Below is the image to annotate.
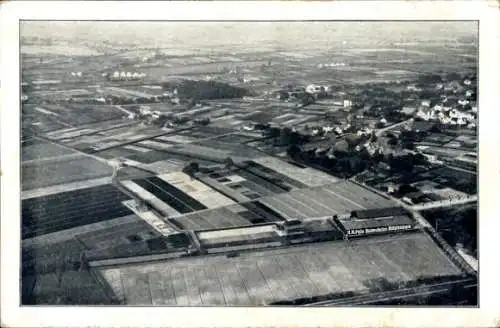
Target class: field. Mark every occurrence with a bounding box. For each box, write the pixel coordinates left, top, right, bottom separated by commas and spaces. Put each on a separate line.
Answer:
22, 112, 71, 134
24, 270, 113, 305
95, 146, 157, 161
160, 144, 234, 162
251, 157, 339, 188
21, 44, 101, 56
23, 104, 126, 126
212, 133, 260, 144
22, 140, 78, 162
23, 214, 145, 248
22, 155, 113, 190
129, 60, 269, 78
192, 140, 264, 159
97, 232, 462, 305
104, 86, 158, 99
259, 181, 396, 220
76, 218, 161, 250
169, 205, 254, 231
22, 184, 132, 239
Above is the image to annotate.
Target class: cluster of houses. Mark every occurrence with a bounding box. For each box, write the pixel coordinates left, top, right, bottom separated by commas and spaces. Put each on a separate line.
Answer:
317, 62, 347, 69
415, 105, 476, 128
405, 78, 477, 129
105, 71, 147, 81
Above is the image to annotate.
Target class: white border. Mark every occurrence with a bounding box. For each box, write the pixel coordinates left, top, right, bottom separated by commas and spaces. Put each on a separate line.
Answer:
1, 1, 500, 327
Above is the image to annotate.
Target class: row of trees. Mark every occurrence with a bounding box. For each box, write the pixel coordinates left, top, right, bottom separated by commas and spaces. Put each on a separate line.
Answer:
162, 79, 251, 101
422, 206, 478, 258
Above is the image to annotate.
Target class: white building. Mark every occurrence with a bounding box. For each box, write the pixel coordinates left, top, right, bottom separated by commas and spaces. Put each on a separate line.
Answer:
421, 100, 431, 107
433, 105, 443, 112
458, 99, 469, 106
139, 106, 152, 115
343, 99, 353, 108
322, 126, 334, 133
416, 109, 431, 121
305, 84, 323, 94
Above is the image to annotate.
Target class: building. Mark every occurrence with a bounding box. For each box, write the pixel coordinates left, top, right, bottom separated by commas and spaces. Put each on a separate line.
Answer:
305, 84, 326, 94
349, 207, 408, 219
332, 208, 415, 239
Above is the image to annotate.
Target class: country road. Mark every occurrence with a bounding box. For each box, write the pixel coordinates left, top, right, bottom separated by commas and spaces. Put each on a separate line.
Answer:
411, 195, 477, 211
374, 118, 414, 137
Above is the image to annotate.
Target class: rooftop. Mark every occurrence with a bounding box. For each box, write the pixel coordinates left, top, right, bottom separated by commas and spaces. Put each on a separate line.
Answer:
350, 206, 408, 219
338, 215, 415, 231
196, 224, 279, 246
258, 181, 397, 221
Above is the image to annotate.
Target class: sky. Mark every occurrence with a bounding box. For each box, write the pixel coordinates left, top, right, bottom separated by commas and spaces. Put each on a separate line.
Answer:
21, 21, 478, 49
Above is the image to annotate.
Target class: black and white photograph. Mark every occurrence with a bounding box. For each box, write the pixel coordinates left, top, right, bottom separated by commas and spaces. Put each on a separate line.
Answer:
1, 1, 499, 328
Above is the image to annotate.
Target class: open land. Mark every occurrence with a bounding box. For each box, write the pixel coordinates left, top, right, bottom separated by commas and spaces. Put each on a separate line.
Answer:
20, 22, 478, 305
97, 232, 462, 305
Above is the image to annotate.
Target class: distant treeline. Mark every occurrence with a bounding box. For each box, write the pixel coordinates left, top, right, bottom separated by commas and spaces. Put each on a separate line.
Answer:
162, 79, 252, 101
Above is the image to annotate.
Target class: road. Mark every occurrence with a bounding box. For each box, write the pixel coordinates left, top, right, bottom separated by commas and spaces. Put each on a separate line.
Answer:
348, 178, 432, 228
411, 195, 477, 211
374, 118, 413, 137
456, 247, 479, 272
22, 153, 83, 165
444, 164, 477, 175
349, 179, 478, 274
306, 278, 475, 306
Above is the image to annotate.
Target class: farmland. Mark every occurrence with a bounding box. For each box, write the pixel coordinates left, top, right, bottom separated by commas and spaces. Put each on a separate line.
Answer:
97, 231, 462, 305
22, 155, 113, 190
251, 157, 340, 188
257, 180, 395, 220
19, 21, 478, 306
21, 213, 161, 305
22, 184, 132, 238
169, 205, 254, 231
23, 104, 127, 126
22, 140, 78, 162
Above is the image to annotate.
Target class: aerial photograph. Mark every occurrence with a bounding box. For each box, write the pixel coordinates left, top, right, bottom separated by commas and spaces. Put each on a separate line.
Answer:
21, 21, 478, 306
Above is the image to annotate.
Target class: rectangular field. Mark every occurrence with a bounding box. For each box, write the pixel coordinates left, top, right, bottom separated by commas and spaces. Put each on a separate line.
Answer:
251, 157, 339, 187
169, 206, 253, 231
97, 231, 463, 305
22, 156, 113, 191
258, 181, 396, 220
25, 104, 126, 126
22, 184, 133, 239
22, 141, 78, 162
